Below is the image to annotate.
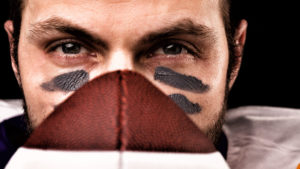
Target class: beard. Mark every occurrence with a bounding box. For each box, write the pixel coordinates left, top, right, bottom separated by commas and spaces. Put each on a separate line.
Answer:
22, 97, 34, 135
206, 101, 227, 145
205, 82, 229, 146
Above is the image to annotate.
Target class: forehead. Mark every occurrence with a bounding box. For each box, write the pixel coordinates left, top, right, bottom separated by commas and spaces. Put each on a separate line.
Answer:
24, 0, 222, 24
22, 0, 225, 46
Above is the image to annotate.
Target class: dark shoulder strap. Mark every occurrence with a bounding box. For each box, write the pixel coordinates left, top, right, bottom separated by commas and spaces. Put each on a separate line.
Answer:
0, 115, 28, 168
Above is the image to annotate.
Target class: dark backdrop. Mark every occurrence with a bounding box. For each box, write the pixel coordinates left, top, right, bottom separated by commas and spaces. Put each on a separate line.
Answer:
0, 1, 299, 109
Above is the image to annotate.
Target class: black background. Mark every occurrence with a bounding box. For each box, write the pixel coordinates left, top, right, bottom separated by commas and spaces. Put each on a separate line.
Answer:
0, 1, 299, 109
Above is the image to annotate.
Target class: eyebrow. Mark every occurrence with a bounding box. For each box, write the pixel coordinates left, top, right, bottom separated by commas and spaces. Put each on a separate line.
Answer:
138, 19, 217, 45
28, 17, 216, 51
28, 17, 109, 49
133, 19, 217, 57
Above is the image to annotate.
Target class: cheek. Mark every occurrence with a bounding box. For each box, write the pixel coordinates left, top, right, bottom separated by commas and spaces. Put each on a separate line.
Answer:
18, 44, 74, 127
21, 73, 73, 128
188, 66, 228, 131
143, 53, 228, 130
22, 81, 74, 128
187, 89, 226, 133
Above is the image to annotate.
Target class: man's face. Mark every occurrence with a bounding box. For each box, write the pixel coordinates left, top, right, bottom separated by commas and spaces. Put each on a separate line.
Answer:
15, 0, 230, 141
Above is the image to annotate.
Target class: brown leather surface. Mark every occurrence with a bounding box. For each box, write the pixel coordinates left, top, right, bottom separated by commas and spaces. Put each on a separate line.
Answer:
24, 71, 216, 153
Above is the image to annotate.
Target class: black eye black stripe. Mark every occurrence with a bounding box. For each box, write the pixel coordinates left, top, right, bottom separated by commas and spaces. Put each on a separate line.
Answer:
169, 94, 202, 114
41, 70, 89, 92
154, 66, 209, 93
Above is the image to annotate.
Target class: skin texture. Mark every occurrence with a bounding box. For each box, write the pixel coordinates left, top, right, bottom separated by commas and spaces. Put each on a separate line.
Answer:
5, 0, 248, 142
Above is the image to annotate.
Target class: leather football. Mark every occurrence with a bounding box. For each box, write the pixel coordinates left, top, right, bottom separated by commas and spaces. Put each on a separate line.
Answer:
24, 71, 215, 153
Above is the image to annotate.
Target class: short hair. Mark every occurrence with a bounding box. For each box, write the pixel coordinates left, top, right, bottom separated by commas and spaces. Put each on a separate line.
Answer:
9, 0, 23, 67
8, 0, 242, 81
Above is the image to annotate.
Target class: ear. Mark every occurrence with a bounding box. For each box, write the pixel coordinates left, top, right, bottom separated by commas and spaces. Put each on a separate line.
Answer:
4, 20, 21, 86
228, 19, 248, 89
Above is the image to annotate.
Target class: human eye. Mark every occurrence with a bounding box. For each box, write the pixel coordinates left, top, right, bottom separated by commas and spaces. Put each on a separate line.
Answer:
48, 40, 94, 57
57, 42, 85, 55
155, 43, 188, 56
148, 41, 200, 60
45, 39, 98, 66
